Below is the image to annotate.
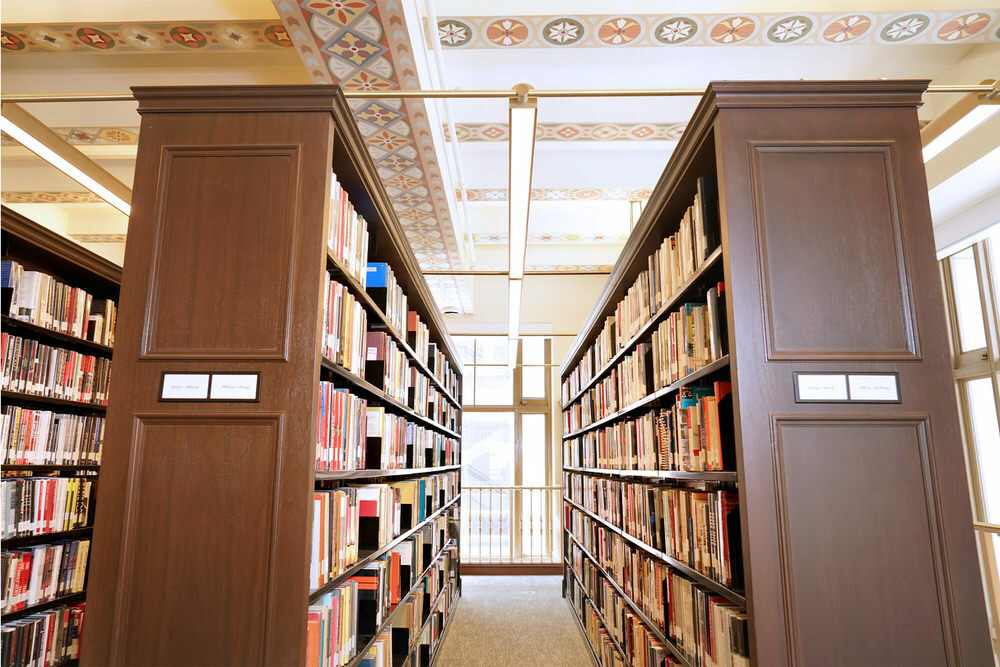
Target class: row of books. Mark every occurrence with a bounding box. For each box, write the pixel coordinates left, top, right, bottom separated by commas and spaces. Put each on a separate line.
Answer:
1, 538, 89, 613
310, 473, 458, 588
0, 601, 85, 667
365, 331, 410, 405
570, 570, 675, 667
324, 275, 369, 376
569, 515, 748, 667
329, 175, 371, 287
650, 290, 726, 389
316, 383, 459, 472
427, 343, 459, 400
565, 472, 742, 589
670, 572, 750, 667
1, 334, 111, 406
2, 477, 92, 539
366, 263, 408, 339
576, 595, 623, 666
307, 533, 454, 667
562, 177, 720, 404
327, 178, 460, 402
2, 261, 117, 347
563, 382, 734, 473
2, 407, 104, 466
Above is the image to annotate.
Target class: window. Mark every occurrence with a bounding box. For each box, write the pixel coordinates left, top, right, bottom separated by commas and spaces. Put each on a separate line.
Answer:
455, 336, 559, 563
940, 229, 1000, 654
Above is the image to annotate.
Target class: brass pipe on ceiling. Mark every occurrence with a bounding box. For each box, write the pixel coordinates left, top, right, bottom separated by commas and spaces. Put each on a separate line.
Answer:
1, 84, 994, 104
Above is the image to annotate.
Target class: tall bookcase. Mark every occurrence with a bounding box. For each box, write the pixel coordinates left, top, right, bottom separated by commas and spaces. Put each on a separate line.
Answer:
560, 81, 992, 666
82, 86, 463, 666
2, 207, 120, 660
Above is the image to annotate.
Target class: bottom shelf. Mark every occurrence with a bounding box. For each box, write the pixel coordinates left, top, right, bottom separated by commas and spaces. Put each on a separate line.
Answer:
426, 593, 461, 667
564, 593, 601, 667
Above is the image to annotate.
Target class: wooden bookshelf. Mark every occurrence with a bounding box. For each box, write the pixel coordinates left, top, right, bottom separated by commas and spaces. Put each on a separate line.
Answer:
82, 85, 463, 666
560, 81, 992, 665
1, 207, 119, 648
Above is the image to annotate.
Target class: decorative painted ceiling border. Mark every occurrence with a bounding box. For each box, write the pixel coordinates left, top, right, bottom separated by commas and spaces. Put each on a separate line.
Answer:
473, 232, 630, 244
1, 21, 293, 53
1, 127, 140, 146
272, 0, 461, 271
2, 191, 107, 204
447, 122, 685, 142
460, 187, 652, 202
437, 10, 997, 48
273, 0, 472, 315
69, 234, 127, 243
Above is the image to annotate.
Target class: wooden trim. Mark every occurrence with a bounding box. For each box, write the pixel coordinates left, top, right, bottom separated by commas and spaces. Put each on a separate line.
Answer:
462, 564, 563, 575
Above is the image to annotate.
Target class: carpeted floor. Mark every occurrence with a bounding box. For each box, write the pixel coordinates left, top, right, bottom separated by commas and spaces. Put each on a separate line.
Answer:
434, 575, 593, 666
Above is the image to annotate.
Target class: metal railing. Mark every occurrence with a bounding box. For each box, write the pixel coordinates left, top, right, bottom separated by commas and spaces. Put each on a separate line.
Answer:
974, 521, 1000, 662
460, 485, 562, 564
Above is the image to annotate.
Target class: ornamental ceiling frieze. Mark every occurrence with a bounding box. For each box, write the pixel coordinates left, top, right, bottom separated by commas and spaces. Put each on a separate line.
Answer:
436, 10, 998, 49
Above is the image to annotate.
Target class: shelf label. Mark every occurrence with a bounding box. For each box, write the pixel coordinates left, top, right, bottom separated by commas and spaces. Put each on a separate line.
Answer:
848, 374, 900, 402
209, 374, 260, 401
794, 373, 848, 402
160, 374, 210, 400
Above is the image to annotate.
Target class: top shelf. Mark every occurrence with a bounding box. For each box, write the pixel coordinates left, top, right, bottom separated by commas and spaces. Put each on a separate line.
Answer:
327, 252, 461, 409
563, 247, 722, 407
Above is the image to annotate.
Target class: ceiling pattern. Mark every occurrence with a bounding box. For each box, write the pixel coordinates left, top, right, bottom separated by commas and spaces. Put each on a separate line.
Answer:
436, 10, 998, 49
461, 187, 652, 202
69, 234, 127, 243
448, 122, 685, 142
271, 0, 472, 314
1, 127, 140, 146
474, 232, 630, 244
2, 191, 106, 204
1, 21, 293, 53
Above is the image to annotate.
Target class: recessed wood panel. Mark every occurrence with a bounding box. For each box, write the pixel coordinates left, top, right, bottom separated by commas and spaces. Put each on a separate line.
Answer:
750, 143, 918, 360
772, 418, 956, 666
114, 415, 283, 665
143, 147, 299, 359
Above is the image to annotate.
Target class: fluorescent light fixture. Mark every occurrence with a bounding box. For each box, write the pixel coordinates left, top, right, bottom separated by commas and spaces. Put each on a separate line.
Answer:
508, 84, 537, 280
923, 105, 1000, 162
1, 114, 131, 215
508, 278, 522, 340
508, 338, 518, 368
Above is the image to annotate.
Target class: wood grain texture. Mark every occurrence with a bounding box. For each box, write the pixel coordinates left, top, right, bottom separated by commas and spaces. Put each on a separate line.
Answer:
561, 80, 992, 667
82, 85, 464, 667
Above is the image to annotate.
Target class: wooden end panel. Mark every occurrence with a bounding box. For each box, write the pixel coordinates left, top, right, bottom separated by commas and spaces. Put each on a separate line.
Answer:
772, 418, 954, 665
142, 147, 300, 360
749, 143, 918, 360
114, 415, 283, 666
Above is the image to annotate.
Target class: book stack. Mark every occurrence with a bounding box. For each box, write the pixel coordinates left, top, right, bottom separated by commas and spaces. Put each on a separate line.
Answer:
581, 598, 624, 667
427, 343, 459, 399
1, 538, 90, 612
658, 383, 734, 472
561, 179, 721, 401
316, 383, 368, 471
1, 334, 111, 405
311, 488, 360, 590
307, 581, 359, 667
650, 288, 726, 389
407, 367, 429, 417
406, 312, 429, 366
615, 343, 653, 409
364, 332, 410, 405
2, 261, 117, 347
323, 274, 369, 376
0, 601, 85, 666
2, 408, 104, 465
429, 390, 459, 432
668, 573, 749, 667
1, 477, 93, 538
366, 408, 408, 470
365, 263, 407, 336
358, 630, 392, 667
328, 175, 370, 286
565, 472, 742, 590
579, 370, 618, 428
